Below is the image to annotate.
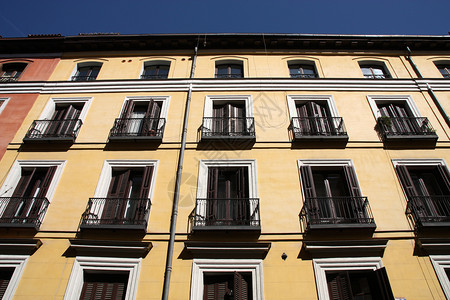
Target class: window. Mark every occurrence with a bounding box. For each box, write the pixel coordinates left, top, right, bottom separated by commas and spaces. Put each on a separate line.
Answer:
288, 63, 317, 78
393, 159, 450, 227
81, 160, 157, 229
0, 63, 27, 82
298, 160, 374, 228
193, 160, 259, 229
201, 95, 255, 140
141, 61, 170, 79
215, 61, 243, 78
436, 64, 450, 78
313, 258, 394, 300
0, 160, 65, 229
430, 256, 450, 299
0, 255, 28, 300
109, 97, 169, 140
71, 62, 102, 81
367, 95, 436, 140
24, 97, 91, 141
359, 62, 390, 79
287, 95, 347, 140
190, 259, 264, 300
63, 257, 141, 300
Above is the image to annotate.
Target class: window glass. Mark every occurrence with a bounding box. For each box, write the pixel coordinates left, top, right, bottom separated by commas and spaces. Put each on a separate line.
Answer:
436, 65, 450, 78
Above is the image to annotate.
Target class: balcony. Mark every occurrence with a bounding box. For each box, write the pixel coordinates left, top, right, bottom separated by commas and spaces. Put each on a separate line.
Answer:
377, 116, 438, 145
80, 198, 151, 231
23, 119, 82, 143
406, 195, 450, 230
0, 197, 49, 230
108, 118, 165, 142
190, 198, 260, 233
0, 76, 19, 83
215, 73, 243, 79
140, 74, 168, 80
201, 117, 255, 143
290, 74, 317, 79
71, 75, 97, 81
291, 117, 348, 143
300, 196, 376, 232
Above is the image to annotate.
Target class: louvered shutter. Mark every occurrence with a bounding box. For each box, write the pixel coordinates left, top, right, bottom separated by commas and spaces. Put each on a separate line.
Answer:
295, 102, 309, 134
207, 168, 219, 223
233, 272, 249, 300
0, 269, 13, 299
436, 165, 450, 194
58, 104, 82, 136
395, 165, 419, 199
4, 169, 36, 219
326, 272, 352, 300
102, 170, 131, 222
80, 273, 128, 300
135, 166, 153, 221
343, 166, 361, 197
212, 104, 225, 134
300, 166, 317, 198
203, 276, 229, 300
374, 267, 395, 300
146, 100, 162, 135
236, 168, 249, 224
229, 103, 245, 134
26, 166, 56, 220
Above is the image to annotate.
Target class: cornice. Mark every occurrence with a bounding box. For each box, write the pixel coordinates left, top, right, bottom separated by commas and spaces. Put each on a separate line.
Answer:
0, 78, 449, 94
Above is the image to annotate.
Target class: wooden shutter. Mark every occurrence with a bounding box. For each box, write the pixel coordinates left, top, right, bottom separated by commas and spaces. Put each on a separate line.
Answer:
145, 100, 162, 135
35, 167, 56, 198
103, 170, 131, 221
233, 272, 249, 300
235, 168, 249, 223
374, 267, 395, 300
326, 272, 352, 300
121, 100, 135, 119
203, 275, 230, 300
395, 165, 419, 199
300, 166, 317, 198
135, 166, 153, 221
343, 166, 362, 197
212, 104, 225, 134
80, 273, 128, 300
207, 168, 219, 222
0, 269, 13, 299
436, 165, 450, 194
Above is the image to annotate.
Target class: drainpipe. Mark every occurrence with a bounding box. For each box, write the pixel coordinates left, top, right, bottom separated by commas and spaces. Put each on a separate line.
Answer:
162, 45, 198, 300
405, 46, 450, 128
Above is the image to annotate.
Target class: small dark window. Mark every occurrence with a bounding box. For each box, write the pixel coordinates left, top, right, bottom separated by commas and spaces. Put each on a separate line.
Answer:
80, 272, 129, 300
360, 64, 390, 79
215, 63, 243, 78
141, 64, 170, 79
72, 64, 101, 81
289, 64, 317, 78
0, 63, 27, 82
203, 272, 252, 300
0, 268, 14, 299
436, 64, 450, 78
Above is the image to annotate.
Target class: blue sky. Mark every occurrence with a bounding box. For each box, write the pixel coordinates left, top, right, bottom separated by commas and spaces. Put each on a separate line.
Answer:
1, 0, 449, 38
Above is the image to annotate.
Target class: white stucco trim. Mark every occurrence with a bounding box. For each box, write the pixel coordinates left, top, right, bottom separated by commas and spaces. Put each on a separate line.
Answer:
313, 257, 384, 300
0, 255, 28, 300
430, 255, 450, 299
190, 259, 264, 300
366, 95, 421, 119
286, 95, 339, 118
391, 158, 447, 168
39, 97, 92, 122
0, 98, 10, 115
63, 257, 141, 300
0, 160, 66, 201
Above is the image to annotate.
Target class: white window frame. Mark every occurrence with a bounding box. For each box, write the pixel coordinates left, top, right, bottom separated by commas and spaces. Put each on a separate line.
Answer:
190, 259, 264, 300
0, 255, 28, 300
297, 159, 360, 200
69, 61, 103, 81
38, 97, 92, 124
313, 257, 384, 300
203, 95, 253, 118
117, 96, 170, 120
0, 98, 10, 115
0, 160, 66, 201
214, 59, 245, 78
392, 158, 447, 168
63, 257, 141, 300
94, 160, 158, 200
140, 60, 172, 78
430, 255, 450, 299
286, 95, 340, 119
366, 95, 421, 119
196, 159, 258, 223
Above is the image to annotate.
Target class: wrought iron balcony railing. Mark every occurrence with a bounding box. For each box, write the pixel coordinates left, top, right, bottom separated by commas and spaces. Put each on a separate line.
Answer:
140, 74, 168, 80
406, 195, 450, 228
363, 74, 391, 79
300, 196, 375, 230
291, 117, 348, 138
190, 198, 260, 229
377, 116, 437, 140
0, 197, 49, 230
290, 74, 317, 79
201, 117, 255, 139
0, 76, 19, 83
80, 198, 151, 230
71, 75, 98, 81
109, 117, 165, 140
215, 73, 243, 79
24, 119, 83, 142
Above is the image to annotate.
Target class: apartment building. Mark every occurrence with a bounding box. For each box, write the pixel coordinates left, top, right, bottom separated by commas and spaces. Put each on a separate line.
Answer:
0, 33, 449, 299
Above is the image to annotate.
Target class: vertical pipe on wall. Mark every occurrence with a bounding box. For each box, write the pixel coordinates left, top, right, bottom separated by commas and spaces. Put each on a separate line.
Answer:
162, 44, 198, 300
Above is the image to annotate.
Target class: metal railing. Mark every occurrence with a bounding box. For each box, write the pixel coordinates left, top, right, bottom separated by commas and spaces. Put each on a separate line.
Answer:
140, 74, 168, 80
290, 74, 317, 79
80, 198, 151, 228
300, 196, 375, 228
215, 73, 243, 79
0, 76, 19, 83
363, 74, 391, 79
406, 195, 450, 227
377, 116, 437, 138
291, 117, 347, 137
0, 197, 49, 229
190, 198, 260, 228
71, 75, 98, 81
109, 117, 165, 138
201, 117, 255, 138
24, 119, 83, 140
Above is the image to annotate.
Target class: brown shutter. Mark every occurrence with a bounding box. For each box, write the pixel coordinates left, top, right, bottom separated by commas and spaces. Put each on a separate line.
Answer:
121, 100, 135, 119
300, 165, 317, 198
135, 166, 153, 221
437, 165, 450, 193
374, 267, 395, 300
80, 273, 127, 300
12, 168, 35, 198
326, 272, 352, 300
236, 168, 249, 223
103, 170, 131, 221
343, 166, 362, 197
145, 100, 162, 135
0, 269, 13, 299
203, 275, 229, 300
36, 167, 56, 198
395, 165, 419, 199
233, 272, 249, 300
207, 168, 219, 222
25, 166, 56, 220
212, 104, 225, 133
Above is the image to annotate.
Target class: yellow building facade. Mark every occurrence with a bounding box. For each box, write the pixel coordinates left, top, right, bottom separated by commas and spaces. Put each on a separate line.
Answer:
0, 33, 449, 299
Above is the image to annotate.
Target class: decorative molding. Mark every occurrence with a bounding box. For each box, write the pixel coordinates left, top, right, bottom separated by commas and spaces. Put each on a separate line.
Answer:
184, 242, 271, 259
430, 255, 450, 299
0, 255, 29, 300
303, 240, 388, 257
0, 239, 42, 255
67, 239, 152, 258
